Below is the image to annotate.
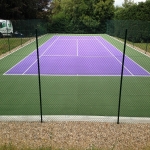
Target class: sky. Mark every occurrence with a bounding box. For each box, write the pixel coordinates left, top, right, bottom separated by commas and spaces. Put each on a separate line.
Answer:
114, 0, 146, 6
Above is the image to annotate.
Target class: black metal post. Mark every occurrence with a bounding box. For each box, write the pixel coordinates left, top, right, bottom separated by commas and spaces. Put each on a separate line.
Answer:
117, 29, 128, 124
35, 29, 43, 123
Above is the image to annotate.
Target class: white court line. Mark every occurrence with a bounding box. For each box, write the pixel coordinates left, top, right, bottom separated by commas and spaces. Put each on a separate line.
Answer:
108, 34, 150, 58
4, 35, 150, 76
4, 73, 150, 77
105, 35, 150, 75
0, 35, 46, 61
3, 35, 56, 75
22, 36, 60, 75
0, 115, 150, 123
94, 36, 134, 76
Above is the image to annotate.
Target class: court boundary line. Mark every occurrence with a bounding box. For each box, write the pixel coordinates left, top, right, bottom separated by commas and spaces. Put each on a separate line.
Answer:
22, 36, 60, 75
3, 35, 150, 77
3, 35, 58, 75
99, 35, 150, 75
95, 36, 134, 76
107, 34, 150, 59
0, 115, 150, 123
3, 73, 150, 77
0, 35, 47, 61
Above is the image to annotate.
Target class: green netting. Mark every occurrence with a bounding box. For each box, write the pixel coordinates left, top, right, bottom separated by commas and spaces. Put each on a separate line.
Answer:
106, 20, 150, 43
12, 19, 47, 37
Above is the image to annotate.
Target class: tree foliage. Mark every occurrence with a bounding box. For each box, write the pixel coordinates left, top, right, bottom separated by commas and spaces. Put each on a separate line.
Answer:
108, 0, 150, 43
48, 0, 115, 33
0, 0, 49, 19
114, 0, 150, 21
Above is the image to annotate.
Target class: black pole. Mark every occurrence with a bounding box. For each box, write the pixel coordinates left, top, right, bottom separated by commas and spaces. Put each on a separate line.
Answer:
35, 29, 43, 123
117, 29, 128, 124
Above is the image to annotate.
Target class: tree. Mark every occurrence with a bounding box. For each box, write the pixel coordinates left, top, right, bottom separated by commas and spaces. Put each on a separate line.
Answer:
0, 0, 49, 19
114, 0, 150, 21
48, 0, 115, 33
122, 0, 135, 8
110, 0, 150, 42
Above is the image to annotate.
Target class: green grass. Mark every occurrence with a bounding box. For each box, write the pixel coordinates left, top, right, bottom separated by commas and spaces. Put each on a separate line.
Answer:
0, 37, 32, 55
0, 34, 150, 118
114, 37, 150, 53
134, 43, 150, 53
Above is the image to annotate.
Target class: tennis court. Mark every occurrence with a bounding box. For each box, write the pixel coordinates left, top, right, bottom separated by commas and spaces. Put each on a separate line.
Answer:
0, 34, 150, 122
4, 35, 150, 76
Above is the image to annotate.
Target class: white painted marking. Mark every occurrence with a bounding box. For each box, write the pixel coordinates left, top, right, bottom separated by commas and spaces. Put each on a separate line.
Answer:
108, 34, 150, 58
107, 35, 150, 74
22, 36, 60, 75
3, 73, 150, 77
0, 35, 46, 60
3, 35, 56, 75
94, 36, 134, 76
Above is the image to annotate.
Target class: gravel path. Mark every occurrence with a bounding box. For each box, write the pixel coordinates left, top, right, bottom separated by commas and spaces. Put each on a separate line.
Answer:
0, 122, 150, 150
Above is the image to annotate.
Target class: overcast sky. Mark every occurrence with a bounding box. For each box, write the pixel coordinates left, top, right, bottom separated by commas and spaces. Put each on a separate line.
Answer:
114, 0, 146, 6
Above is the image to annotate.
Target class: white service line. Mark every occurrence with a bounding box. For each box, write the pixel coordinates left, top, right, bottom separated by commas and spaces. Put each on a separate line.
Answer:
94, 36, 134, 76
3, 35, 56, 75
22, 36, 60, 75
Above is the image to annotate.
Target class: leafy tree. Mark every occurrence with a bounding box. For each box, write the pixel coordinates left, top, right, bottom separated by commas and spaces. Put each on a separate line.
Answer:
48, 0, 115, 33
109, 1, 150, 43
114, 0, 150, 21
122, 0, 135, 8
0, 0, 49, 19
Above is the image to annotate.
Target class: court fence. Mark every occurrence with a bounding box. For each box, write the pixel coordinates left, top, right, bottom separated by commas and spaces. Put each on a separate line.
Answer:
0, 19, 150, 124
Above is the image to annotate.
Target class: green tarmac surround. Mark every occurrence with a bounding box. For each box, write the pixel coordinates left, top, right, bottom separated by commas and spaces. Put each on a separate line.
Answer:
0, 34, 150, 117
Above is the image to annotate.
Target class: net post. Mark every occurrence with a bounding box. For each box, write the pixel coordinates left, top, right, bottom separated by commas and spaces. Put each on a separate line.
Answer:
35, 28, 43, 123
117, 29, 128, 124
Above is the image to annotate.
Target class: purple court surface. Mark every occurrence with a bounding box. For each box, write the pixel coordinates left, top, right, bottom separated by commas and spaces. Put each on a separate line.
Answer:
4, 36, 150, 76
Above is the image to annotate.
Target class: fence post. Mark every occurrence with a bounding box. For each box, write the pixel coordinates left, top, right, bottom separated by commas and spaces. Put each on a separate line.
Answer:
35, 28, 43, 123
6, 20, 10, 51
7, 37, 10, 51
145, 39, 148, 54
117, 29, 128, 124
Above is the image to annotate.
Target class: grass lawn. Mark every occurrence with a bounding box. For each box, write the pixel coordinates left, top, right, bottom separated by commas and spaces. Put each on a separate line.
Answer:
134, 43, 150, 53
0, 37, 32, 55
115, 37, 150, 53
